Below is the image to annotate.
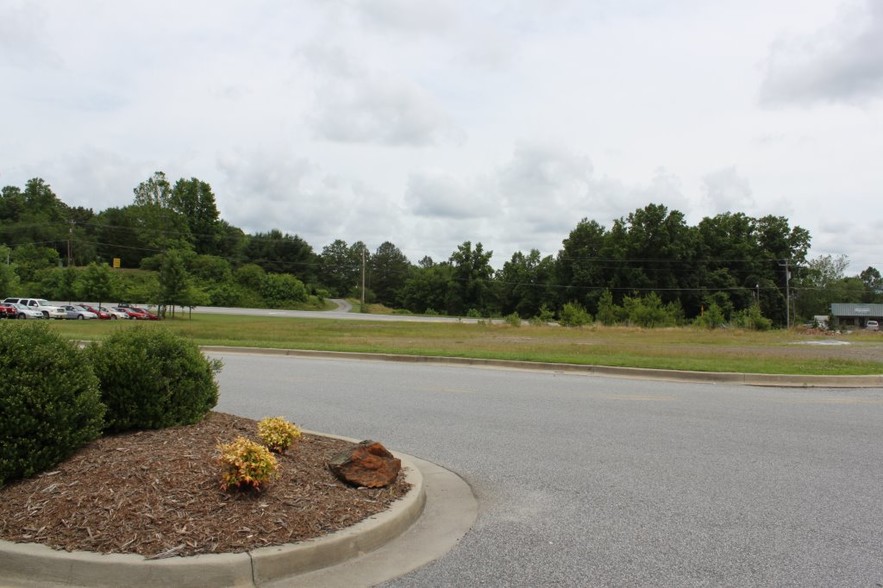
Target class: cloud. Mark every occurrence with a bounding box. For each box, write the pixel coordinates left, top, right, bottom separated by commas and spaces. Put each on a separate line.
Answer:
701, 166, 755, 213
0, 1, 61, 69
406, 170, 494, 219
354, 0, 458, 34
759, 0, 883, 105
301, 44, 463, 146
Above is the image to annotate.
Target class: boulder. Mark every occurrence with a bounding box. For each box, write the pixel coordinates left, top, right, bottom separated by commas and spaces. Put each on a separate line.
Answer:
328, 440, 401, 488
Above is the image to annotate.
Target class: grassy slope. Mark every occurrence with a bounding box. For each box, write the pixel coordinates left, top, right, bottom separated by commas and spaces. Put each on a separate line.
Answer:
42, 313, 883, 376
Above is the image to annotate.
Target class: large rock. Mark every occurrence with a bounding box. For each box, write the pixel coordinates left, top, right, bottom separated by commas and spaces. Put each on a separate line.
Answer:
328, 440, 401, 488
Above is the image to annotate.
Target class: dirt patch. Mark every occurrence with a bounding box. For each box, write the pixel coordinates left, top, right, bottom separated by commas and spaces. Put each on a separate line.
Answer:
0, 412, 410, 558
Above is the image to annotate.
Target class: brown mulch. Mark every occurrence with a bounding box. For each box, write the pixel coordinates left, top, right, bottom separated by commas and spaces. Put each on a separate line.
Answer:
0, 412, 410, 558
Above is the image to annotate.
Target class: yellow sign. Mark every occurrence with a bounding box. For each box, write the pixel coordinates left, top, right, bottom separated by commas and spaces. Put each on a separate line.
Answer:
113, 258, 121, 268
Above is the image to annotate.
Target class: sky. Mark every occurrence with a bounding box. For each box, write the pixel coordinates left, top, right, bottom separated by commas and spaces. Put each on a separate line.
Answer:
2, 0, 882, 272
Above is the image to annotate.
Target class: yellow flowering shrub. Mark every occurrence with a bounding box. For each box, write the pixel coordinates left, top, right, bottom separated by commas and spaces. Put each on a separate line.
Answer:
217, 436, 278, 492
257, 416, 302, 453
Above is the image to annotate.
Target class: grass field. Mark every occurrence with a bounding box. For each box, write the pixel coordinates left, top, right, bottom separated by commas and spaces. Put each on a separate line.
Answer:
40, 312, 883, 376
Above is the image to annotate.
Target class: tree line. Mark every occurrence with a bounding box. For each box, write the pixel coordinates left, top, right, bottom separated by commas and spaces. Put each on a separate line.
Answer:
1, 174, 880, 326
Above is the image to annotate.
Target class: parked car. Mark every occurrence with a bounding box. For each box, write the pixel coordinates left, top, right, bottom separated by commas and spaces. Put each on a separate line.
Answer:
63, 305, 98, 320
0, 303, 17, 319
98, 306, 129, 320
866, 320, 879, 331
114, 306, 149, 320
131, 306, 160, 320
81, 305, 112, 320
3, 297, 66, 319
11, 303, 45, 319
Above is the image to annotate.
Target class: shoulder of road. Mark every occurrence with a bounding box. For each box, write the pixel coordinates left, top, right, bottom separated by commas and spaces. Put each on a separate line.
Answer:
200, 346, 883, 389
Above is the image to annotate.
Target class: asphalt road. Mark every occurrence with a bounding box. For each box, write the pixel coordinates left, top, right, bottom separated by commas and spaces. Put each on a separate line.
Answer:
212, 352, 883, 587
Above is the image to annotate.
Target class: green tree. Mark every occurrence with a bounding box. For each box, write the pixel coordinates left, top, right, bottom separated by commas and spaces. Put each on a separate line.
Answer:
793, 254, 850, 319
131, 172, 192, 253
75, 262, 116, 306
859, 267, 882, 303
400, 262, 454, 314
0, 245, 20, 297
11, 243, 60, 284
449, 241, 494, 316
158, 249, 191, 315
369, 241, 411, 307
170, 178, 222, 255
244, 230, 316, 280
319, 239, 363, 297
556, 219, 608, 312
498, 249, 556, 318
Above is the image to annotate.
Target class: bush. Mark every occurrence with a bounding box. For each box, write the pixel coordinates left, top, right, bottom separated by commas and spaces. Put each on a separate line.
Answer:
504, 312, 522, 327
731, 305, 773, 331
87, 328, 221, 433
559, 302, 592, 327
218, 436, 278, 492
694, 302, 727, 329
257, 417, 301, 453
0, 323, 105, 486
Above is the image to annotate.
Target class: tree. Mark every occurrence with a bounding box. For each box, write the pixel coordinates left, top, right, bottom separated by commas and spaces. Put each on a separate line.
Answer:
75, 262, 116, 307
608, 204, 696, 309
793, 254, 850, 319
170, 178, 222, 255
244, 230, 316, 280
133, 171, 172, 208
0, 245, 20, 298
369, 241, 411, 307
859, 267, 882, 303
131, 173, 192, 253
498, 249, 556, 318
319, 239, 363, 297
400, 262, 454, 314
449, 241, 494, 316
158, 250, 191, 316
556, 219, 608, 312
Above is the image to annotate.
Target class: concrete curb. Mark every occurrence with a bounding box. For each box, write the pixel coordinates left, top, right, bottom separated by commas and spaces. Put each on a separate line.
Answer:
0, 451, 427, 588
200, 346, 883, 388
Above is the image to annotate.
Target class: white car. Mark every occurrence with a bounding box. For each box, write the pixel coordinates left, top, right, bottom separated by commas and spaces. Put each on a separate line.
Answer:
3, 297, 66, 319
63, 305, 98, 320
99, 306, 130, 319
11, 303, 45, 319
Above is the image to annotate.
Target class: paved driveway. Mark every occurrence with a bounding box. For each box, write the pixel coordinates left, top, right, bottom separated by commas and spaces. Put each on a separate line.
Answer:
213, 352, 883, 587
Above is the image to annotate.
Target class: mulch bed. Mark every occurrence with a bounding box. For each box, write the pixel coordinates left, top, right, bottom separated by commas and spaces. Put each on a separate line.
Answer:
0, 412, 410, 558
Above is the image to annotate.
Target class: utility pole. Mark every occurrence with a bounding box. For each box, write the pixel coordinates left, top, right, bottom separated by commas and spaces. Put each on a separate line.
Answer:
779, 260, 791, 328
67, 223, 73, 267
360, 246, 366, 309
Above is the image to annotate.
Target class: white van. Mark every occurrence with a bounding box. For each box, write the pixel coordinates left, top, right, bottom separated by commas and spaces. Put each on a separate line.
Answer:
2, 298, 66, 319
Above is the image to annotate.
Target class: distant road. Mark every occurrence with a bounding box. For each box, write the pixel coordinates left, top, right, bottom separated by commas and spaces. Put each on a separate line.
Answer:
188, 299, 482, 324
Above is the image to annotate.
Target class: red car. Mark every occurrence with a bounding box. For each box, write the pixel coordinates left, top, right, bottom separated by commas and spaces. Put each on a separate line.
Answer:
131, 307, 160, 320
0, 303, 16, 319
81, 305, 112, 320
114, 306, 149, 320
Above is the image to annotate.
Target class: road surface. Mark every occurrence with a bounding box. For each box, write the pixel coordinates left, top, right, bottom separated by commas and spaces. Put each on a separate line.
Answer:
213, 352, 883, 587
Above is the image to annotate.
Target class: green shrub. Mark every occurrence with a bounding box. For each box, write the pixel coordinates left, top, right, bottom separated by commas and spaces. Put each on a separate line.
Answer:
0, 323, 105, 486
218, 436, 278, 492
731, 304, 773, 331
504, 312, 522, 327
559, 302, 592, 327
693, 302, 727, 329
87, 328, 221, 433
257, 416, 302, 453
